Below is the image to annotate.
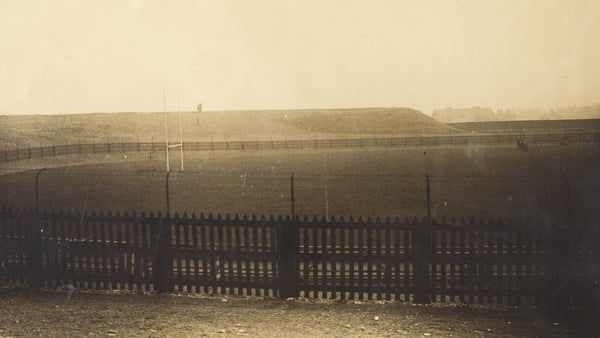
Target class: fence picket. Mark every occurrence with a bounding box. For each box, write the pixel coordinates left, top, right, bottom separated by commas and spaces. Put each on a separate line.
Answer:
392, 217, 401, 301
188, 213, 198, 293
497, 218, 506, 304
348, 218, 356, 300
225, 214, 233, 295
366, 217, 374, 301
356, 217, 365, 300
300, 216, 309, 298
251, 216, 259, 296
440, 220, 447, 303
242, 215, 250, 296
234, 215, 242, 296
467, 218, 476, 303
384, 218, 392, 301
375, 218, 382, 300
330, 217, 338, 299
261, 216, 270, 296
403, 218, 410, 302
430, 220, 438, 302
457, 219, 464, 303
448, 218, 457, 302
208, 214, 217, 294
199, 213, 209, 294
173, 213, 183, 292
515, 222, 524, 306
71, 210, 82, 289
183, 213, 192, 293
92, 210, 103, 289
339, 217, 346, 301
142, 211, 151, 292
311, 216, 320, 297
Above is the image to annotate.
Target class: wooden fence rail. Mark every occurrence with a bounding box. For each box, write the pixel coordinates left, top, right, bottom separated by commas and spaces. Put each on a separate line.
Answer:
0, 207, 597, 310
2, 131, 599, 163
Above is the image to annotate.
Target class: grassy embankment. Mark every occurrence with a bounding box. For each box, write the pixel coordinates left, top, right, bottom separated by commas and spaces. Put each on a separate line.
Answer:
1, 108, 597, 223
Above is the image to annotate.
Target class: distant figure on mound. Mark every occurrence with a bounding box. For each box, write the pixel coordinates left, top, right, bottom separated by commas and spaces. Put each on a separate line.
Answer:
516, 139, 528, 152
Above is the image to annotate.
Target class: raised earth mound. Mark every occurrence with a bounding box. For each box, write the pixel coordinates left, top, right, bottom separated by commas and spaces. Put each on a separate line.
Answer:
0, 107, 461, 147
269, 107, 459, 135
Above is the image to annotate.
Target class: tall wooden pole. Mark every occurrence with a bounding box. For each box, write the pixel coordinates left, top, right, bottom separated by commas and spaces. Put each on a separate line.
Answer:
165, 171, 171, 217
35, 167, 47, 213
324, 155, 329, 222
164, 86, 170, 172
178, 98, 184, 172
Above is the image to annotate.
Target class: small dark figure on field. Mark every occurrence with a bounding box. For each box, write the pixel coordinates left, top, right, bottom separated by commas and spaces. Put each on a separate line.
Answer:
516, 139, 528, 152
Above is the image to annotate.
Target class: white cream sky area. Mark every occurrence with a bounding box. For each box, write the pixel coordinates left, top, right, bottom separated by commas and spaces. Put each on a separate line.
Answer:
1, 0, 599, 115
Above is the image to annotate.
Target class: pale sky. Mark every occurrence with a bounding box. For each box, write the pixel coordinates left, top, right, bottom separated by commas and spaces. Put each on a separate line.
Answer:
1, 0, 599, 115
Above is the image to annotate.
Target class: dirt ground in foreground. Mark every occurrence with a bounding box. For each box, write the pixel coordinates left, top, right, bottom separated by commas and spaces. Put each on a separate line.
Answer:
0, 287, 579, 338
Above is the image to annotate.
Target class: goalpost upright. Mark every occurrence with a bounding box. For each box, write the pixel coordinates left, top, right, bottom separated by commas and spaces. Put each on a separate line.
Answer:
164, 86, 184, 172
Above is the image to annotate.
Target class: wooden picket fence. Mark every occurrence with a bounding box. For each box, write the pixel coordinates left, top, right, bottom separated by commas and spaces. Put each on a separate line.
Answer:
0, 207, 597, 308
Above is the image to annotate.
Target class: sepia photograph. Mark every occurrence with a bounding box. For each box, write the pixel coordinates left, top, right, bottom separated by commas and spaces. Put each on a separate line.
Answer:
1, 1, 599, 337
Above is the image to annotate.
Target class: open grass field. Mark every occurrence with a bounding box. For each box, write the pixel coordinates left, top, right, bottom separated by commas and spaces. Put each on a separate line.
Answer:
1, 110, 598, 225
1, 141, 598, 225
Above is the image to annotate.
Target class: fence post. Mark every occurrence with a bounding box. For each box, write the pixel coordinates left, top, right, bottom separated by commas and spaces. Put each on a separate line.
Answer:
278, 216, 299, 298
157, 171, 174, 292
28, 208, 44, 288
413, 217, 432, 304
153, 211, 173, 293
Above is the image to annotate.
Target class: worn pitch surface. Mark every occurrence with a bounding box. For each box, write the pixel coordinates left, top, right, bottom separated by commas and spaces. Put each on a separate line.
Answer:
1, 143, 598, 225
